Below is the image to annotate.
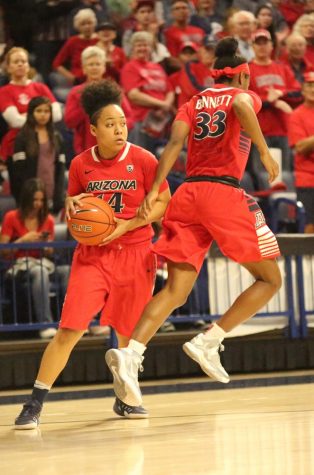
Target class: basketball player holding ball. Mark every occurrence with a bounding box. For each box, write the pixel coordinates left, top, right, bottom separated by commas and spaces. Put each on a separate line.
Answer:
14, 80, 170, 429
105, 38, 283, 408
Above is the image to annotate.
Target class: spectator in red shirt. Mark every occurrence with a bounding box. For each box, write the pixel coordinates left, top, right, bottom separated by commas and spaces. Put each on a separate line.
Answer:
163, 0, 205, 58
279, 0, 304, 28
0, 47, 62, 162
120, 31, 175, 153
249, 29, 301, 176
51, 8, 99, 102
288, 71, 314, 233
65, 46, 134, 155
169, 37, 215, 108
95, 22, 127, 82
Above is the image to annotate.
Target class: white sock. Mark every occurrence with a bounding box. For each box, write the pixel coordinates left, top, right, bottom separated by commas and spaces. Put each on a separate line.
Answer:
34, 379, 51, 391
204, 323, 226, 341
127, 339, 146, 356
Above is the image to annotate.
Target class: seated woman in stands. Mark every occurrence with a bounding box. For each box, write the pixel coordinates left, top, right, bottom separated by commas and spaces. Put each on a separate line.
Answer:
0, 178, 68, 339
8, 96, 66, 214
0, 47, 62, 162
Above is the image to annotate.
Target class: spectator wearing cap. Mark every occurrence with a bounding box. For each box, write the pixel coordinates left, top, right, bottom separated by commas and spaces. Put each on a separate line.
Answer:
50, 8, 99, 102
169, 37, 215, 107
231, 10, 256, 62
280, 32, 314, 86
249, 28, 301, 176
64, 46, 134, 155
288, 71, 314, 233
255, 4, 280, 58
95, 22, 127, 81
168, 41, 199, 104
190, 0, 223, 37
120, 31, 175, 153
163, 0, 205, 58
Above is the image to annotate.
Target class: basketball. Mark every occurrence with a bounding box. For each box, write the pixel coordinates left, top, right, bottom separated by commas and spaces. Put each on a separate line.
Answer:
67, 196, 116, 245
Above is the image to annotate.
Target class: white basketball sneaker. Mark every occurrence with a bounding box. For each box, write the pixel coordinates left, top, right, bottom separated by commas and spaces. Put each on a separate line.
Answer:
183, 333, 230, 383
105, 348, 144, 406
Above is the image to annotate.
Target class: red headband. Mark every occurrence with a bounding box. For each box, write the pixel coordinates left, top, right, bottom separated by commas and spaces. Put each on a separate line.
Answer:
211, 63, 250, 79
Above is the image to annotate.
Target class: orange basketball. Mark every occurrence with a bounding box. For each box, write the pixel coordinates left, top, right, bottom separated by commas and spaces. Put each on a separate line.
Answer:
67, 196, 116, 245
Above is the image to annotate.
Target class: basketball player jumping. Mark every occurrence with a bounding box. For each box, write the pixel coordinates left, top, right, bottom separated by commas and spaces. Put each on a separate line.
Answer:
14, 80, 170, 429
105, 37, 282, 407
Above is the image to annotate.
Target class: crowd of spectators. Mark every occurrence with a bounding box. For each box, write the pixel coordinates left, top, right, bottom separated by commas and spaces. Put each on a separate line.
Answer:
1, 0, 314, 336
0, 1, 314, 238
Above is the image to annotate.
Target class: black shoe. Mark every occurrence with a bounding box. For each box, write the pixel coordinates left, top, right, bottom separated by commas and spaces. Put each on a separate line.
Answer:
113, 397, 149, 419
15, 399, 42, 430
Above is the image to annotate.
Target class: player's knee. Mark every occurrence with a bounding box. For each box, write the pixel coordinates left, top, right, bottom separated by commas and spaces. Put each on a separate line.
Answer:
164, 282, 191, 308
54, 328, 82, 347
271, 272, 282, 292
262, 267, 282, 293
171, 290, 189, 308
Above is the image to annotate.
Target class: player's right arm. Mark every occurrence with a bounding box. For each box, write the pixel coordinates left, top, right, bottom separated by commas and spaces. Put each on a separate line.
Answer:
65, 158, 93, 220
139, 119, 190, 218
232, 92, 279, 183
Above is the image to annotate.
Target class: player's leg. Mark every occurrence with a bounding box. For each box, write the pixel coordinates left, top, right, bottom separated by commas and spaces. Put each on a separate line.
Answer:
183, 187, 282, 381
112, 331, 148, 419
14, 328, 85, 430
183, 258, 282, 382
106, 261, 198, 406
36, 328, 85, 384
14, 255, 109, 430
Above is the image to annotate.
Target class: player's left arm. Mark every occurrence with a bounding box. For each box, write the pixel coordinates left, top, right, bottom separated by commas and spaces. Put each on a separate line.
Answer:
139, 119, 190, 218
232, 93, 279, 183
100, 188, 171, 245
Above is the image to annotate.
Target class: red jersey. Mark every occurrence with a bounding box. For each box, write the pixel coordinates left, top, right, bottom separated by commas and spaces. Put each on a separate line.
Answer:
305, 44, 314, 66
64, 83, 134, 154
1, 210, 55, 259
52, 35, 99, 79
121, 59, 173, 122
0, 81, 57, 160
249, 61, 301, 136
107, 45, 127, 72
169, 62, 214, 108
164, 25, 205, 57
288, 103, 314, 187
176, 85, 261, 180
68, 143, 168, 245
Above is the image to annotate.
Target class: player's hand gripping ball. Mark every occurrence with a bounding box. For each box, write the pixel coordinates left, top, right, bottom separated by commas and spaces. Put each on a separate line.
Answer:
67, 196, 116, 245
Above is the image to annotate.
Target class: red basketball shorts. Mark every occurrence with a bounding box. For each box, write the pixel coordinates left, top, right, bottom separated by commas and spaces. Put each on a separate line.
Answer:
154, 182, 280, 273
59, 241, 156, 336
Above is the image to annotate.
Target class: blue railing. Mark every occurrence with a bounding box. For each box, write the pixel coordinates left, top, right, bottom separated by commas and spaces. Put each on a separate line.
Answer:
0, 237, 313, 338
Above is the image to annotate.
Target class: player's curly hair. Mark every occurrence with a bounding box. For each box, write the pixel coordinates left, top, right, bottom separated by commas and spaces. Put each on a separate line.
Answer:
81, 79, 122, 125
213, 37, 247, 83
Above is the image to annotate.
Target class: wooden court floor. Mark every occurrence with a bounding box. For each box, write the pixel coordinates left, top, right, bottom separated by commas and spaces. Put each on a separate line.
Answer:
1, 372, 314, 475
